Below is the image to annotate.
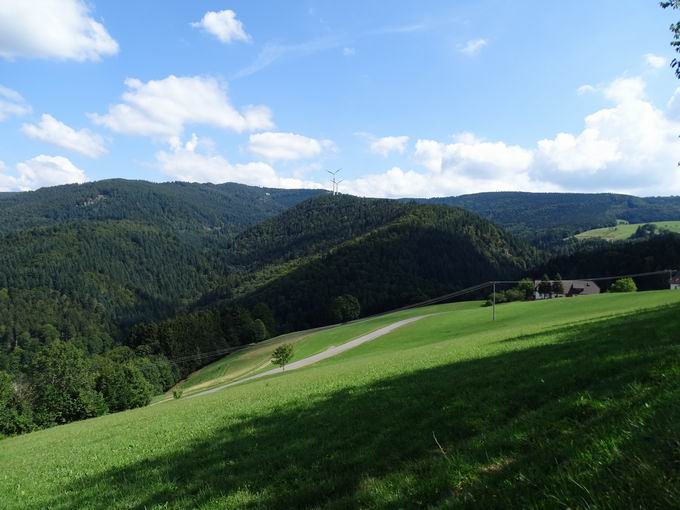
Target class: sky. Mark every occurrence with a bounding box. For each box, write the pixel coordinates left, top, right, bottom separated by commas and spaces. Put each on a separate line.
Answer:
1, 0, 679, 197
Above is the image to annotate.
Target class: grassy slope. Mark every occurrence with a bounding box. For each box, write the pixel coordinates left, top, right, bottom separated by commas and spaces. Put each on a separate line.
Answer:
172, 301, 481, 397
2, 291, 680, 509
575, 220, 680, 240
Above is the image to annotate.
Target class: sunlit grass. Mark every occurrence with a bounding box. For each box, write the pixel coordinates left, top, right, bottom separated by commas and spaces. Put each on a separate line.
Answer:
2, 290, 680, 509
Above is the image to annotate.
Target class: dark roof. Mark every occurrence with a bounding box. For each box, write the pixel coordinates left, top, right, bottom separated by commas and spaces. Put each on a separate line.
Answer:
533, 280, 600, 294
567, 280, 600, 295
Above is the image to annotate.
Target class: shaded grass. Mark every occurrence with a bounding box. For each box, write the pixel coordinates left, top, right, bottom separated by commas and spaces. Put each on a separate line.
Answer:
2, 292, 680, 508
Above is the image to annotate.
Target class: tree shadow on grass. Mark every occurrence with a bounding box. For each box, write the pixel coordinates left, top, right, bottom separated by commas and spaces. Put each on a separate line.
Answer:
38, 305, 680, 509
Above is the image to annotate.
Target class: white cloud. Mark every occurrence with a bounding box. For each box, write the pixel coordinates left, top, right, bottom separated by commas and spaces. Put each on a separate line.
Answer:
0, 155, 88, 191
156, 135, 323, 189
0, 85, 31, 121
577, 84, 596, 95
537, 130, 620, 172
533, 76, 680, 194
414, 133, 533, 178
644, 53, 667, 69
370, 135, 410, 157
342, 47, 356, 57
191, 10, 250, 44
90, 75, 273, 141
459, 38, 487, 56
341, 134, 539, 198
247, 132, 334, 161
0, 0, 118, 61
344, 74, 680, 198
22, 114, 106, 157
604, 76, 646, 103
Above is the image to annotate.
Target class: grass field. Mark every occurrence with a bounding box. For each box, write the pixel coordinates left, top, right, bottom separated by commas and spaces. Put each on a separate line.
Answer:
2, 291, 680, 509
170, 301, 482, 398
575, 220, 680, 241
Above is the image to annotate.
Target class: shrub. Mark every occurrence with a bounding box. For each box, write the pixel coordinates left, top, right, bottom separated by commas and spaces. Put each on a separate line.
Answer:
173, 389, 183, 400
29, 342, 107, 427
609, 277, 638, 293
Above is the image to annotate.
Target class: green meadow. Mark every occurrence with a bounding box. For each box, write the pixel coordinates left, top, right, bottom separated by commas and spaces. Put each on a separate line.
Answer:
2, 290, 680, 509
575, 220, 680, 241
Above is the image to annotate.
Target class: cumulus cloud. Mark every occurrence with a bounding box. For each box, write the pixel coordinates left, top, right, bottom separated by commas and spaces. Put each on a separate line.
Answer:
341, 134, 539, 198
343, 75, 680, 198
458, 38, 487, 56
247, 132, 334, 161
0, 0, 118, 61
369, 135, 410, 157
644, 53, 667, 69
22, 114, 106, 157
156, 135, 323, 189
191, 10, 250, 44
532, 76, 680, 194
0, 85, 31, 121
415, 133, 533, 178
603, 76, 646, 103
90, 75, 273, 141
0, 155, 87, 191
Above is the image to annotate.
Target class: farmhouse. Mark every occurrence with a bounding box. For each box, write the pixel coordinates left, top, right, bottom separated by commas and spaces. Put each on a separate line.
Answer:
671, 274, 680, 290
534, 280, 600, 299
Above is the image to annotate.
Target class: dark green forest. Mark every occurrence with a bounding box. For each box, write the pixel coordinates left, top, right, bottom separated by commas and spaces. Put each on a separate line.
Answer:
231, 198, 536, 330
0, 180, 320, 436
2, 180, 680, 437
415, 192, 680, 248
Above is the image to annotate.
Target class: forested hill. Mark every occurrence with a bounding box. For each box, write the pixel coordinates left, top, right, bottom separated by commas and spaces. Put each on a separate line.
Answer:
0, 180, 324, 338
0, 180, 327, 433
221, 195, 537, 330
414, 192, 680, 247
228, 194, 412, 267
0, 179, 323, 235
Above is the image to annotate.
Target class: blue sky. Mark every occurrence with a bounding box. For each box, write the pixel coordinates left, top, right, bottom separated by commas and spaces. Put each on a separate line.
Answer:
1, 0, 679, 196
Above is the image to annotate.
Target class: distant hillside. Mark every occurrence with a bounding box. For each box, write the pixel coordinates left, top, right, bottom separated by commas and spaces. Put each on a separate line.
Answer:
413, 192, 680, 247
0, 179, 323, 235
0, 180, 324, 337
227, 195, 536, 330
228, 195, 411, 268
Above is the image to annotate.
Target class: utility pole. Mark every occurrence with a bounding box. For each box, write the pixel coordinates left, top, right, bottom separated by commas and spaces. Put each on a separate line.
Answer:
492, 281, 496, 321
326, 168, 341, 195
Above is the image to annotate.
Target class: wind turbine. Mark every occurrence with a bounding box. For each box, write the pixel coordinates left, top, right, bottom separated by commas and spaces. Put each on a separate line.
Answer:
327, 168, 342, 195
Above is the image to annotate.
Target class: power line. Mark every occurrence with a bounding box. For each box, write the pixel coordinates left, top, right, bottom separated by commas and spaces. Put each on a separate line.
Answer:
138, 268, 678, 367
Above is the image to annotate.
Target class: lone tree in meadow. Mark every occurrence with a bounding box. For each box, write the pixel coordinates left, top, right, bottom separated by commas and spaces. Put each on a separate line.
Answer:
609, 277, 638, 293
271, 344, 294, 371
551, 273, 565, 296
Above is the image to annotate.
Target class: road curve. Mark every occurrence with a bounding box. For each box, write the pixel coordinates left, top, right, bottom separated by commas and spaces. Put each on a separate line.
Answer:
185, 315, 426, 400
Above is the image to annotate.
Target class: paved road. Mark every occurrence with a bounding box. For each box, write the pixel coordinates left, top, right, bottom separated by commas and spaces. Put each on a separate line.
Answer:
185, 315, 425, 400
